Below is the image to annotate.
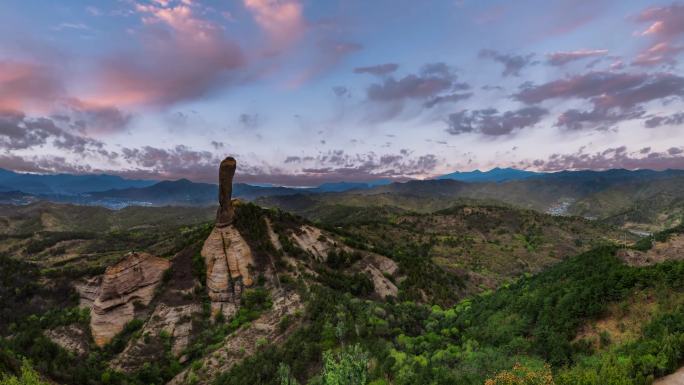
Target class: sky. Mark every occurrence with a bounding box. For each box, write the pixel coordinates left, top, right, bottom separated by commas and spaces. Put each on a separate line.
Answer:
0, 0, 683, 185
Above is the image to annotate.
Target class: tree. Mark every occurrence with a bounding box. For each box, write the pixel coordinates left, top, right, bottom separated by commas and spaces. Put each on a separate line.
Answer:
321, 345, 369, 385
278, 363, 300, 385
0, 359, 48, 385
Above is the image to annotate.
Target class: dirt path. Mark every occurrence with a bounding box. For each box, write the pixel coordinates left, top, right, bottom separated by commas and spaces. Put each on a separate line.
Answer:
655, 368, 684, 385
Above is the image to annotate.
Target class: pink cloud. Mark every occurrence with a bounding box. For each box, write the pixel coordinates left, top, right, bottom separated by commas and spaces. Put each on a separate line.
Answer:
633, 41, 684, 67
0, 60, 129, 134
637, 3, 684, 39
91, 1, 245, 107
0, 60, 63, 113
633, 3, 684, 67
243, 0, 306, 50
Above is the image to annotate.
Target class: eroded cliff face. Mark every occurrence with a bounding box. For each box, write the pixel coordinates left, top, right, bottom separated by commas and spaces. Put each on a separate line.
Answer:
356, 253, 399, 299
89, 252, 171, 346
202, 224, 255, 317
290, 225, 337, 261
167, 291, 303, 385
110, 302, 200, 372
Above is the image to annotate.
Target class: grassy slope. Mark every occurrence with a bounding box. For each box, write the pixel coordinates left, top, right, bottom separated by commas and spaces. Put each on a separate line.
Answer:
318, 204, 631, 291
570, 177, 684, 232
0, 202, 215, 277
0, 202, 215, 234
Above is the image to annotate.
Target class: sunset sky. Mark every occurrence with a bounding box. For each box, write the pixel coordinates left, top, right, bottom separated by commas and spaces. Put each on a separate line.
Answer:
1, 0, 683, 185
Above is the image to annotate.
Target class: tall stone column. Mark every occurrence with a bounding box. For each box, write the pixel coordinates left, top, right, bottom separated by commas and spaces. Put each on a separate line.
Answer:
215, 157, 237, 227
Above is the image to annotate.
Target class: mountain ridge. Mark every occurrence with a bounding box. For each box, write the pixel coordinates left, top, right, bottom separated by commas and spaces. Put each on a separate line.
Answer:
436, 166, 541, 182
0, 168, 156, 195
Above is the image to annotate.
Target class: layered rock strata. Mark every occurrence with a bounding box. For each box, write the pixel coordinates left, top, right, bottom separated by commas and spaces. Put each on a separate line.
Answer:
202, 225, 254, 316
89, 252, 170, 346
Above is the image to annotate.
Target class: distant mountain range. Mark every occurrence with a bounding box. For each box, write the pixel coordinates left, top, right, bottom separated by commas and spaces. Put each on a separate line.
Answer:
436, 167, 540, 182
0, 168, 155, 195
313, 179, 393, 192
1, 168, 684, 216
0, 170, 395, 208
257, 168, 684, 232
81, 179, 396, 207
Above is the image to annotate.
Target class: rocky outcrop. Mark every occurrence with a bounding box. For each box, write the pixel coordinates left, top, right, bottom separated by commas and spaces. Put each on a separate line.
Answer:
354, 253, 399, 298
167, 291, 302, 385
366, 253, 399, 276
202, 225, 254, 317
89, 252, 171, 346
363, 264, 398, 298
291, 225, 341, 261
111, 303, 200, 372
45, 324, 90, 356
216, 157, 237, 227
280, 222, 400, 298
201, 156, 256, 316
74, 276, 102, 308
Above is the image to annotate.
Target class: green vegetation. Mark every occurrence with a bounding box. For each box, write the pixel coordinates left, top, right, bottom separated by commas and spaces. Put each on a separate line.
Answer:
0, 359, 49, 385
319, 344, 369, 385
0, 202, 214, 235
218, 224, 684, 384
0, 255, 76, 334
0, 203, 217, 385
24, 231, 96, 254
316, 204, 624, 303
234, 202, 279, 261
2, 198, 684, 385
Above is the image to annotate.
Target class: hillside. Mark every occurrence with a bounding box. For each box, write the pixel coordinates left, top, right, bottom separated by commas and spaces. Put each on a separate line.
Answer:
0, 203, 215, 280
1, 198, 684, 384
314, 204, 632, 290
0, 202, 215, 234
569, 177, 684, 232
258, 171, 684, 231
0, 201, 410, 385
213, 223, 684, 385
